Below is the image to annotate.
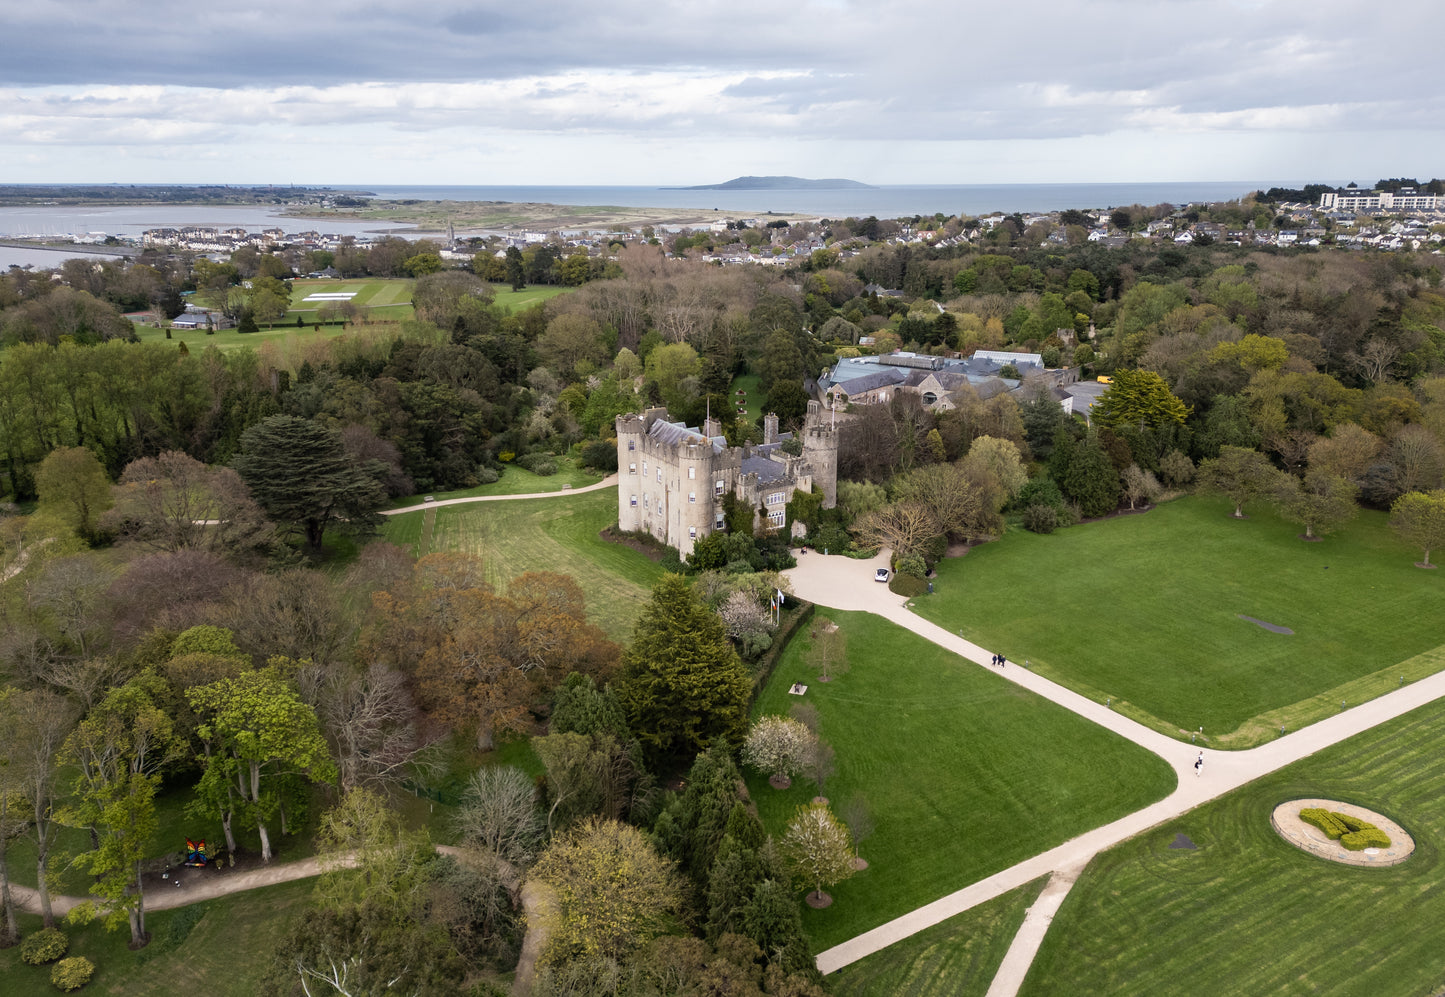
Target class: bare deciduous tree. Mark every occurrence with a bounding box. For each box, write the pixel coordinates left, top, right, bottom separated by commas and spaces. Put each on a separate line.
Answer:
299, 661, 433, 793
454, 765, 544, 866
853, 501, 941, 558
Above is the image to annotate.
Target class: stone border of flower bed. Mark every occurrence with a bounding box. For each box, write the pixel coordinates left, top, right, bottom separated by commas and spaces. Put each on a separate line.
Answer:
1270, 798, 1415, 867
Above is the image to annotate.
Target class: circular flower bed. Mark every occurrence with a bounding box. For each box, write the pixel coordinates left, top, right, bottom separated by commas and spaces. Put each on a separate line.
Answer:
1271, 799, 1414, 866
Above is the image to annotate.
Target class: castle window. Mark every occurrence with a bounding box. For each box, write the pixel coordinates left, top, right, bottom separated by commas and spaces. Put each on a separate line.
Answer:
657, 501, 663, 514
767, 492, 785, 505
643, 492, 648, 504
768, 510, 785, 527
630, 494, 637, 506
642, 461, 648, 475
628, 440, 635, 451
715, 480, 725, 496
689, 527, 697, 539
629, 463, 636, 475
923, 391, 938, 405
689, 492, 696, 503
657, 468, 662, 482
715, 515, 725, 529
688, 467, 695, 479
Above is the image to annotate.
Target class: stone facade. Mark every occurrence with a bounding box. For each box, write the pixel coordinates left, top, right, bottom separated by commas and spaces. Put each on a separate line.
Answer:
616, 403, 837, 558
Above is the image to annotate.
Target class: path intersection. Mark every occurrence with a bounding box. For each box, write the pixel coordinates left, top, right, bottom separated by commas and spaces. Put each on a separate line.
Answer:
781, 549, 1445, 990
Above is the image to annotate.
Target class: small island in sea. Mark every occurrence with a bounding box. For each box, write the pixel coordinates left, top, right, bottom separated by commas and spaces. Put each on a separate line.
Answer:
666, 175, 877, 191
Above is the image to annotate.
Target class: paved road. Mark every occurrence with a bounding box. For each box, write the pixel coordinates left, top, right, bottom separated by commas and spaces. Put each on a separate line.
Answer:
783, 549, 1445, 986
381, 474, 618, 515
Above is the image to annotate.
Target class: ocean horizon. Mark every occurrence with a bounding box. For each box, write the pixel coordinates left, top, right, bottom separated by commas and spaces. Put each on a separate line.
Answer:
334, 181, 1288, 218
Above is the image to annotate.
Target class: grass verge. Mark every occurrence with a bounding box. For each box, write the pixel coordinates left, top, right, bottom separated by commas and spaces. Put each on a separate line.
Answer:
745, 610, 1175, 950
829, 878, 1047, 996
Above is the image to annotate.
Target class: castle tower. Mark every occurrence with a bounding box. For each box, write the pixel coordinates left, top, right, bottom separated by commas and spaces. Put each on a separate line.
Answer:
763, 413, 780, 445
802, 402, 838, 509
615, 413, 646, 532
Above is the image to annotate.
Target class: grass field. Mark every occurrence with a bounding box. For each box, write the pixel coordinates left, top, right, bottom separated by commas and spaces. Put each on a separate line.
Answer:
0, 879, 313, 997
745, 610, 1176, 950
913, 495, 1445, 747
488, 284, 571, 310
830, 879, 1046, 996
1024, 699, 1445, 996
728, 373, 763, 426
288, 277, 415, 320
385, 457, 604, 509
379, 488, 664, 641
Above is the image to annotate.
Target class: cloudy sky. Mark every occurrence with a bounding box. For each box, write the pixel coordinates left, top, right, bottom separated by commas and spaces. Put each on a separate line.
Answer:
2, 0, 1442, 187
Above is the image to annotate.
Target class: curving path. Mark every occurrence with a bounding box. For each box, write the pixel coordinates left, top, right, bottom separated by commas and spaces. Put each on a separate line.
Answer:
381, 474, 618, 516
8, 845, 469, 920
782, 549, 1445, 990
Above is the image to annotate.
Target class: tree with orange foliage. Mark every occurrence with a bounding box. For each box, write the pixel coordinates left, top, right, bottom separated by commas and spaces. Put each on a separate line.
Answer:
363, 554, 619, 750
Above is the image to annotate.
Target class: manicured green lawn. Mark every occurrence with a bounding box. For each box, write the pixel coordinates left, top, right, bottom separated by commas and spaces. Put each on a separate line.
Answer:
830, 879, 1046, 996
728, 373, 763, 426
0, 879, 313, 997
131, 318, 355, 353
915, 496, 1445, 746
1024, 699, 1445, 997
379, 488, 664, 641
385, 457, 603, 509
489, 284, 570, 310
745, 610, 1176, 950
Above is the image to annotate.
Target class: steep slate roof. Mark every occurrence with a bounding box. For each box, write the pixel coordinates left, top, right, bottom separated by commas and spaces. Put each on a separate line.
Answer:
648, 419, 724, 453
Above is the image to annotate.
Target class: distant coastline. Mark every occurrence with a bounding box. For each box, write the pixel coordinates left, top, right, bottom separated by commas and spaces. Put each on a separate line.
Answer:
665, 175, 877, 191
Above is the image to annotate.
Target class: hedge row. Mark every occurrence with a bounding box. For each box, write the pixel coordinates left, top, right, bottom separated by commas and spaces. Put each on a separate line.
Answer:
1299, 807, 1392, 850
750, 598, 815, 704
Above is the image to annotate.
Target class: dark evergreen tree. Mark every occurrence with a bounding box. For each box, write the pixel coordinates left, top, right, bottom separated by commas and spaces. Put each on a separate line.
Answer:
616, 577, 751, 767
232, 415, 387, 550
1061, 431, 1121, 518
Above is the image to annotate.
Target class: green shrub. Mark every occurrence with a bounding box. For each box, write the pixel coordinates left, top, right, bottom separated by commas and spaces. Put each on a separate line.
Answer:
1300, 807, 1389, 848
1023, 503, 1060, 534
478, 467, 500, 485
1342, 827, 1391, 850
897, 553, 928, 579
1337, 813, 1373, 833
581, 440, 618, 472
20, 927, 69, 965
1299, 808, 1348, 839
893, 574, 928, 598
50, 956, 94, 992
530, 461, 558, 477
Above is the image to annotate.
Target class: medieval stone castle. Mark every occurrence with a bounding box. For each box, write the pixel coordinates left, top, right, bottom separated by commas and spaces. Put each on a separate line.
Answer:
616, 402, 838, 559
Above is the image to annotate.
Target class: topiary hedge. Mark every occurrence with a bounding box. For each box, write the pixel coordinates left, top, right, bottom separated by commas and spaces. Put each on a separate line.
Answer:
1299, 807, 1391, 849
20, 928, 68, 966
1342, 826, 1392, 850
1299, 807, 1349, 839
51, 955, 94, 992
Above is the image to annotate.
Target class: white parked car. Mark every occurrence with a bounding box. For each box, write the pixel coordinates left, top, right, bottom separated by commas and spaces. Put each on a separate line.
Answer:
874, 567, 891, 583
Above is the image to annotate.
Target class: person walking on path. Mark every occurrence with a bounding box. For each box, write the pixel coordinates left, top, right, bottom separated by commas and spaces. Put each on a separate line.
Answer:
1195, 752, 1204, 777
